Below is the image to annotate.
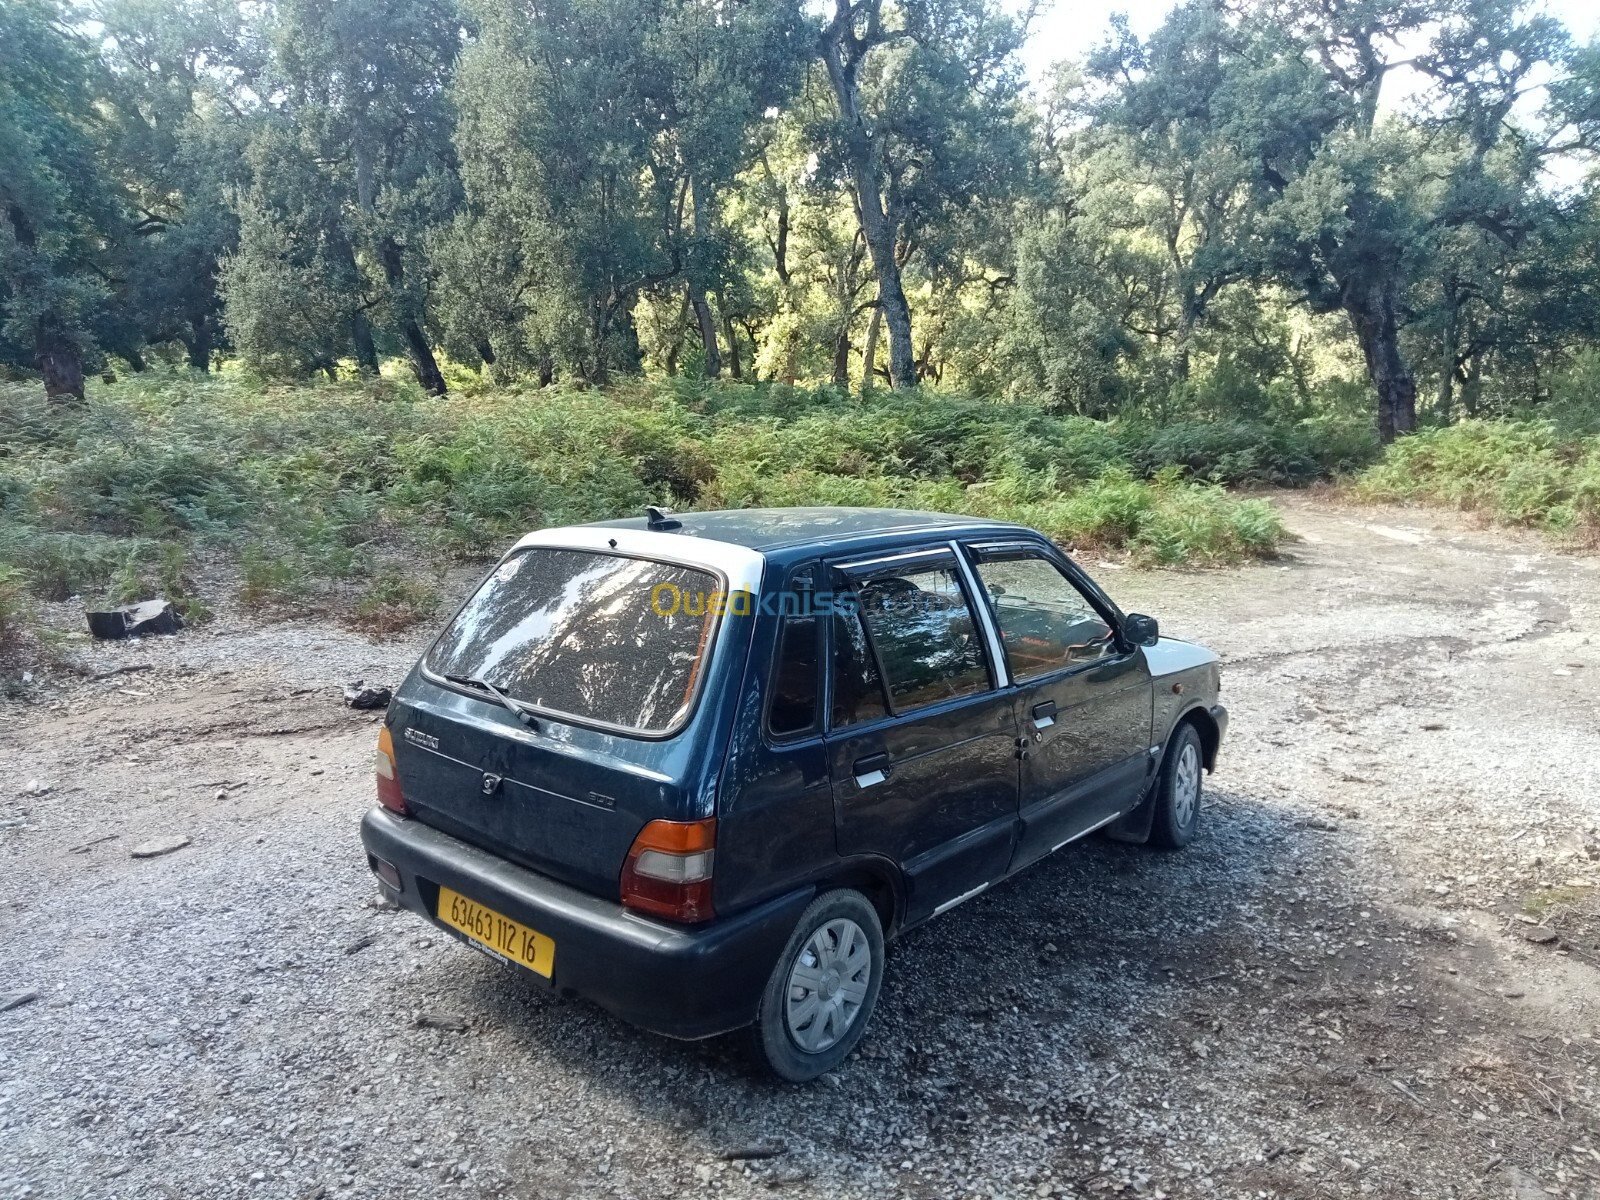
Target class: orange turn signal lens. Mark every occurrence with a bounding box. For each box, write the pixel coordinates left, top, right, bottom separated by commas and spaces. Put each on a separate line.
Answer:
375, 726, 408, 815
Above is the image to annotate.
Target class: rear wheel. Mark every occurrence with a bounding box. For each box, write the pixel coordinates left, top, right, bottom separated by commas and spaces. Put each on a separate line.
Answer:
753, 889, 884, 1082
1148, 723, 1204, 848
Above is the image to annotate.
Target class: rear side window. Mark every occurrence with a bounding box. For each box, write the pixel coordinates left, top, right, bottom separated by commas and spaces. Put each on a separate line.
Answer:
855, 561, 991, 712
768, 569, 819, 738
425, 548, 723, 734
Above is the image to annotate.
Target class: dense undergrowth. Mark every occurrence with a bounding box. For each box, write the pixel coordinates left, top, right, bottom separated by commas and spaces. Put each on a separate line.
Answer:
1355, 421, 1600, 542
0, 372, 1341, 657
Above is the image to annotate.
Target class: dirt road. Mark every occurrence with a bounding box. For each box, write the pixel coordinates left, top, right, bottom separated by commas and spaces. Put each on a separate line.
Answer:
2, 497, 1598, 1200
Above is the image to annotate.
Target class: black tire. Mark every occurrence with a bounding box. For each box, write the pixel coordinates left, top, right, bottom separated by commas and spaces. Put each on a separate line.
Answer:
1148, 722, 1204, 849
752, 889, 885, 1082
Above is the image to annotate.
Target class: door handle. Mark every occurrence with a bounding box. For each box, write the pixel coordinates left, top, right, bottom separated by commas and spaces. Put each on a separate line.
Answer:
1031, 700, 1057, 729
852, 753, 891, 788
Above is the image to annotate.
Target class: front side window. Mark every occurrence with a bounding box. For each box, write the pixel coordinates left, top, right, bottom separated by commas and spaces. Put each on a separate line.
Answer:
425, 548, 723, 734
854, 561, 991, 711
971, 553, 1115, 680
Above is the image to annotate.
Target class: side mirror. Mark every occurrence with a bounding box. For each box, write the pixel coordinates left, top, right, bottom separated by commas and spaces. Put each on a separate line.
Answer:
1124, 613, 1159, 646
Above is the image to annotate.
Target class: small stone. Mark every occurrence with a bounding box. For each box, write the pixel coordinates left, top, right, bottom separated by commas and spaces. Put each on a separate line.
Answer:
146, 1030, 177, 1047
131, 835, 192, 859
1521, 926, 1559, 945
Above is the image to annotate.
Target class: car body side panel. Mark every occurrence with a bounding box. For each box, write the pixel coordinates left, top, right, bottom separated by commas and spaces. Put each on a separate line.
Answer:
713, 584, 838, 916
1145, 638, 1223, 754
1009, 649, 1154, 872
828, 691, 1020, 927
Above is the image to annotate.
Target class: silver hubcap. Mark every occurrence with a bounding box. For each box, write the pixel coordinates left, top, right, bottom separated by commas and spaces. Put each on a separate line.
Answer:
785, 918, 871, 1054
1174, 742, 1201, 827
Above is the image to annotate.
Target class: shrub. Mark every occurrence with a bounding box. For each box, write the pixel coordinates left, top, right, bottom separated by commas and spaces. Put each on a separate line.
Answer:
351, 569, 440, 637
0, 564, 32, 657
0, 369, 1299, 662
1354, 420, 1600, 540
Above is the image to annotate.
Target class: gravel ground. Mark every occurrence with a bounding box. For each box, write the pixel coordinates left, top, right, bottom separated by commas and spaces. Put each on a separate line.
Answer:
2, 495, 1598, 1200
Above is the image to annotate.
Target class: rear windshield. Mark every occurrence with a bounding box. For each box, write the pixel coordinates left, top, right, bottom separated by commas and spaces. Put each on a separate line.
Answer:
425, 548, 724, 734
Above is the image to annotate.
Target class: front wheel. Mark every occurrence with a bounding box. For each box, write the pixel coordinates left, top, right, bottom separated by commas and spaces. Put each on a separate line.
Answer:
752, 889, 884, 1082
1148, 723, 1204, 848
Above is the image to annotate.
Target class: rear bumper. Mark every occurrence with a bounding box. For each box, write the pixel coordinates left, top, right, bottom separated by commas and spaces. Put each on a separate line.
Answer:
359, 807, 813, 1040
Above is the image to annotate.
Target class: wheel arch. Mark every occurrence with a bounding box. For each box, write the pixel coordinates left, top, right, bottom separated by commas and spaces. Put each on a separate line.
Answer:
814, 856, 903, 939
1174, 703, 1220, 772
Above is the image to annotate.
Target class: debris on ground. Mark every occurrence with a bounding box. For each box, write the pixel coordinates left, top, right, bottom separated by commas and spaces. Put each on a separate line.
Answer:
129, 834, 192, 859
413, 1012, 468, 1032
343, 680, 392, 710
86, 599, 184, 640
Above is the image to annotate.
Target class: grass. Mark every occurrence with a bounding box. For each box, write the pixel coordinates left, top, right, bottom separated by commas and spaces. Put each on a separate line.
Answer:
1521, 883, 1595, 922
0, 371, 1310, 665
1354, 420, 1600, 543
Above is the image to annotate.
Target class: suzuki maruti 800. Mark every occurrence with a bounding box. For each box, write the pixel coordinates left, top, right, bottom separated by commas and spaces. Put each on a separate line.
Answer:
361, 507, 1227, 1080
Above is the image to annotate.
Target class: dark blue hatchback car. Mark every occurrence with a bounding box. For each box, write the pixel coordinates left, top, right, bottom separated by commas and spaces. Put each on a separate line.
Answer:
362, 507, 1227, 1080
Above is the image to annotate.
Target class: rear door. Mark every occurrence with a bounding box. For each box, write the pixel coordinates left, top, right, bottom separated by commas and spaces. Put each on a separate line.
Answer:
824, 546, 1020, 926
964, 542, 1153, 871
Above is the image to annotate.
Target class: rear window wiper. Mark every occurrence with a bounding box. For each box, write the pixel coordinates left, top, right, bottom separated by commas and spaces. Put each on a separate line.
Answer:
442, 673, 538, 730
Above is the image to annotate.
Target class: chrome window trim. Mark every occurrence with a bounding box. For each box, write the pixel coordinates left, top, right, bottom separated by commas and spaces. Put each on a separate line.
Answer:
950, 539, 1011, 689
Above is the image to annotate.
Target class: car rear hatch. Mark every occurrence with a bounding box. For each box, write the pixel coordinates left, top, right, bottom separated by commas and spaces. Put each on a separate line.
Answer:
385, 535, 760, 899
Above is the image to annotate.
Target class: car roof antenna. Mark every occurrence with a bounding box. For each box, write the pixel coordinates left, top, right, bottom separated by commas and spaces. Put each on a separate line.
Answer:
645, 505, 682, 532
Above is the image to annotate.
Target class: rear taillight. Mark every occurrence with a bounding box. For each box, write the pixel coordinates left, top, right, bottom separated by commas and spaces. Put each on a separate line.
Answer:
375, 726, 408, 815
620, 818, 715, 923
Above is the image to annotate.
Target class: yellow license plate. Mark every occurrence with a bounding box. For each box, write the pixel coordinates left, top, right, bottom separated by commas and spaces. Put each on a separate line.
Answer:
437, 886, 555, 978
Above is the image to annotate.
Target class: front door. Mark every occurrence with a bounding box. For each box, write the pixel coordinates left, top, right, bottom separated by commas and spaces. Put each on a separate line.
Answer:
824, 548, 1020, 926
964, 543, 1153, 872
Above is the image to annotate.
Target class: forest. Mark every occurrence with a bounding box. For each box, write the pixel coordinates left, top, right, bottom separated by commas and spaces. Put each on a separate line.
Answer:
4, 0, 1600, 654
4, 0, 1600, 438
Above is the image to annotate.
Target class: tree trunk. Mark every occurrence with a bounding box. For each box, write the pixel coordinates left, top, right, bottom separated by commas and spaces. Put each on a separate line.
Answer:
352, 312, 379, 376
11, 203, 86, 405
723, 313, 742, 380
399, 316, 447, 395
1462, 359, 1481, 417
832, 315, 853, 388
186, 313, 213, 372
689, 285, 721, 378
861, 302, 882, 397
1174, 300, 1195, 383
1342, 279, 1416, 443
379, 238, 447, 395
820, 10, 916, 390
688, 178, 721, 378
38, 335, 85, 406
475, 338, 496, 367
538, 351, 554, 388
1436, 278, 1458, 424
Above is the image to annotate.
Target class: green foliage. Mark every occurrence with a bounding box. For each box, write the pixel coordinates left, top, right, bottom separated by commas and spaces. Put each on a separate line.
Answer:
0, 564, 34, 657
0, 374, 1292, 640
1355, 420, 1600, 540
352, 570, 440, 637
